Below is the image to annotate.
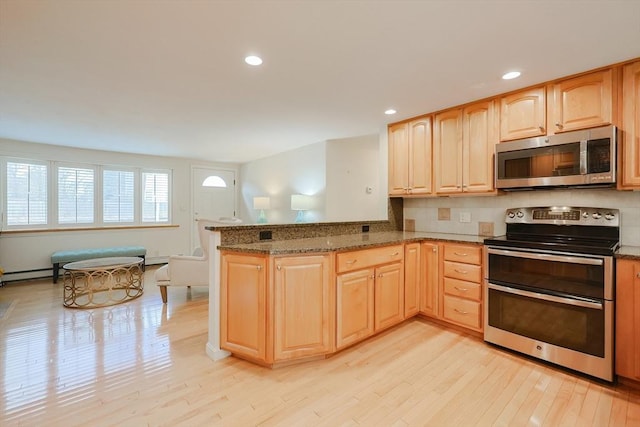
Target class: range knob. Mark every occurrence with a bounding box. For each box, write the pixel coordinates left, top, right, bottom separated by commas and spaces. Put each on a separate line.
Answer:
507, 211, 516, 219
582, 212, 589, 218
604, 212, 616, 220
516, 211, 524, 218
592, 212, 602, 220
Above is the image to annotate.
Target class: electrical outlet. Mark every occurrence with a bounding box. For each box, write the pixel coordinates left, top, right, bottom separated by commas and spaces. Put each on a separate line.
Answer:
459, 212, 471, 223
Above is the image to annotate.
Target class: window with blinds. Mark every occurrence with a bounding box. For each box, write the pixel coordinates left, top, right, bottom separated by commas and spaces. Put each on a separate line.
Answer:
141, 171, 170, 223
58, 166, 95, 224
6, 161, 48, 226
103, 170, 135, 223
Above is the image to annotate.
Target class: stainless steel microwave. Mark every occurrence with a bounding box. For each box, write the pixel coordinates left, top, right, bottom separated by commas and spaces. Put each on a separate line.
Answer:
495, 125, 618, 190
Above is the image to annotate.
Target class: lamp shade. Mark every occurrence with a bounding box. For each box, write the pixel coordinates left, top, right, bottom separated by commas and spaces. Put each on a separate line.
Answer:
291, 194, 313, 211
253, 196, 271, 210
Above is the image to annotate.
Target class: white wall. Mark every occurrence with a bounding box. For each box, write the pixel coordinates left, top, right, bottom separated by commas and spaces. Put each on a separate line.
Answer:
0, 138, 240, 277
239, 133, 388, 224
325, 134, 382, 221
403, 188, 640, 246
239, 142, 327, 224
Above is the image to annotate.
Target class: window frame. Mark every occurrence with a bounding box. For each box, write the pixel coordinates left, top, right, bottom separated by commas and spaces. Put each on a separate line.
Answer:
54, 162, 98, 227
3, 158, 50, 230
102, 167, 137, 225
141, 169, 172, 224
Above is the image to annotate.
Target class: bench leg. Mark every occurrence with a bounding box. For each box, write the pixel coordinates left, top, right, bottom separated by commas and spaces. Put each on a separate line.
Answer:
141, 255, 146, 272
53, 263, 60, 284
159, 285, 168, 304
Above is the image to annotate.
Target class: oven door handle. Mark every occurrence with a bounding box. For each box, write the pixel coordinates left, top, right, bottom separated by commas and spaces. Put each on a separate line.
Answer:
487, 248, 604, 266
488, 282, 603, 310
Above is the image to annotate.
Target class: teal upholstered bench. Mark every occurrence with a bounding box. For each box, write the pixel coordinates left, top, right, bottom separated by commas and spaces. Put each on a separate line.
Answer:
51, 246, 146, 283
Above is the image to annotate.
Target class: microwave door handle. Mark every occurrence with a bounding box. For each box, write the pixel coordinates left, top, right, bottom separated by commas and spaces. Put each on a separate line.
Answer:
580, 140, 587, 174
488, 283, 603, 310
487, 248, 604, 266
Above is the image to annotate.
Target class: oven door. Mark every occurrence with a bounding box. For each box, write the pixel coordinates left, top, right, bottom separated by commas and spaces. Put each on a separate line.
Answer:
484, 247, 614, 381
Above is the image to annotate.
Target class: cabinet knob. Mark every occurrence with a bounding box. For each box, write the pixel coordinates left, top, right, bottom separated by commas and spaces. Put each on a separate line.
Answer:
432, 247, 437, 253
539, 125, 545, 132
378, 273, 384, 278
277, 265, 281, 271
555, 122, 563, 129
257, 265, 262, 271
637, 272, 640, 279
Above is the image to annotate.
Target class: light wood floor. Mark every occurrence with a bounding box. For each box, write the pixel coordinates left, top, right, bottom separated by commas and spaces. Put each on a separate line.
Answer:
1, 267, 638, 427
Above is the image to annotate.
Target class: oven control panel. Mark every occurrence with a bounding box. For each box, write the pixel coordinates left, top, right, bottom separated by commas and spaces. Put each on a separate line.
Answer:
506, 207, 619, 226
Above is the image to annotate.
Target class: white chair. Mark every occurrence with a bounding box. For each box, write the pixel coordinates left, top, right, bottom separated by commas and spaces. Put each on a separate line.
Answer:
154, 218, 236, 303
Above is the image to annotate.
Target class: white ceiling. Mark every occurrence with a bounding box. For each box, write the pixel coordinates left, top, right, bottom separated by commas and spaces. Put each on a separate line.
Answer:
1, 1, 639, 164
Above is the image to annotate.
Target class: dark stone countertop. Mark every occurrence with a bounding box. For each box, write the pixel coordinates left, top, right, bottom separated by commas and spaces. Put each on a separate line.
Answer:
217, 231, 486, 255
616, 246, 640, 260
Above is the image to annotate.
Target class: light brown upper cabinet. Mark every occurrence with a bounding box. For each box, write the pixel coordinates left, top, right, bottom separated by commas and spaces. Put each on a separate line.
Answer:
434, 101, 496, 194
551, 69, 613, 133
620, 60, 640, 189
388, 116, 432, 196
500, 86, 547, 141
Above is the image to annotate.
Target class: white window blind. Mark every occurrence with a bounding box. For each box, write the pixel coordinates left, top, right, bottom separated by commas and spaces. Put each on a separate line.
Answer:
103, 170, 134, 223
142, 172, 169, 222
6, 161, 48, 226
58, 166, 94, 224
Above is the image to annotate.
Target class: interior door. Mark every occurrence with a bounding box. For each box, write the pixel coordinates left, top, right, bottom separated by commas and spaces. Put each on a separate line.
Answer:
192, 167, 236, 252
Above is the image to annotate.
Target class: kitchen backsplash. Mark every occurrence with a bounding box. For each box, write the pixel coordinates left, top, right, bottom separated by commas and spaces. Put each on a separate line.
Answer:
403, 188, 640, 247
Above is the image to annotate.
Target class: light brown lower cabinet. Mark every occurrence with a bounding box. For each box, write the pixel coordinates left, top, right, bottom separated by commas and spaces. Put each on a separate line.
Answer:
220, 252, 268, 361
336, 268, 375, 349
615, 259, 640, 381
221, 251, 333, 365
419, 242, 440, 318
404, 242, 421, 318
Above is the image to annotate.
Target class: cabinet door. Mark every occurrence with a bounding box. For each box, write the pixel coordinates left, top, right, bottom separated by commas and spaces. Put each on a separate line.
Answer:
374, 262, 404, 331
408, 116, 433, 195
552, 69, 613, 132
388, 122, 409, 195
500, 86, 547, 141
621, 61, 640, 188
420, 242, 439, 318
404, 243, 420, 318
221, 253, 267, 361
336, 269, 375, 349
615, 259, 640, 380
273, 255, 333, 361
434, 109, 463, 193
463, 100, 496, 193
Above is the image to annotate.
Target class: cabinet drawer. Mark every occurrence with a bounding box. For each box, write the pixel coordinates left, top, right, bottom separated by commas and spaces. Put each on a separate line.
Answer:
443, 295, 481, 330
337, 245, 403, 273
443, 261, 482, 283
444, 244, 482, 265
443, 277, 481, 301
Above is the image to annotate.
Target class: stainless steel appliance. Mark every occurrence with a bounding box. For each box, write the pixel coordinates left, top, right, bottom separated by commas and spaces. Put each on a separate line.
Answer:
483, 206, 619, 381
495, 125, 618, 190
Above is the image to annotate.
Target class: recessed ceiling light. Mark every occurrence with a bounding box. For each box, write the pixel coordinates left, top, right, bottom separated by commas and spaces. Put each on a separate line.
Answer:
502, 71, 521, 80
384, 109, 397, 115
245, 55, 263, 66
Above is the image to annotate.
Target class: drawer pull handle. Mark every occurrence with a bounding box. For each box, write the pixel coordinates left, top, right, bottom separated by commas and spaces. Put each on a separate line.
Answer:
391, 252, 399, 257
454, 308, 469, 315
346, 260, 357, 265
454, 252, 468, 257
454, 286, 469, 292
454, 269, 468, 274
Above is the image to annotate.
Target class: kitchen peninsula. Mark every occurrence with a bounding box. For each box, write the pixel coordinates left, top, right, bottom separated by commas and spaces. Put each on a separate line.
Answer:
207, 222, 486, 367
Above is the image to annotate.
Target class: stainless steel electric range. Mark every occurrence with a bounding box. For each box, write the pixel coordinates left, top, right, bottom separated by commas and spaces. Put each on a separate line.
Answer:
483, 206, 619, 382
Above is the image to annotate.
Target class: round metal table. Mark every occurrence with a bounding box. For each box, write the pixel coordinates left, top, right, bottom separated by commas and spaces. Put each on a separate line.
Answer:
62, 256, 144, 308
